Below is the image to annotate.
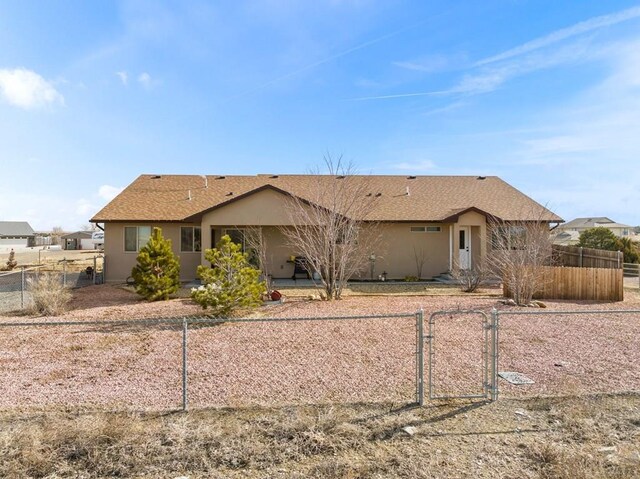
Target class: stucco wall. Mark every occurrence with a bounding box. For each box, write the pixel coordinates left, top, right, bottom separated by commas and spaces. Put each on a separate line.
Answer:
370, 223, 450, 279
104, 223, 201, 282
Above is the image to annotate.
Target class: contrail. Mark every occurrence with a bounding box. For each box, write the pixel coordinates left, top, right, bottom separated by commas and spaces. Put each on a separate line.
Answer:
222, 17, 440, 103
347, 90, 447, 101
476, 5, 640, 66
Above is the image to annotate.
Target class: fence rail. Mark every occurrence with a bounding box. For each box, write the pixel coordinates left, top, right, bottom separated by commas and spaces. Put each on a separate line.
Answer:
0, 311, 422, 411
504, 266, 624, 301
553, 244, 623, 269
0, 256, 104, 313
1, 305, 638, 411
624, 263, 640, 289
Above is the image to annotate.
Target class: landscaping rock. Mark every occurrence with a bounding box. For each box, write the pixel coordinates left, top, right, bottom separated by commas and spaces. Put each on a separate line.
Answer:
401, 426, 418, 436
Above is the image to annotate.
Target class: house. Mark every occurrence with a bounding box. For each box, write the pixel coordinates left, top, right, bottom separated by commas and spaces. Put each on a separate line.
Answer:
91, 174, 562, 283
553, 217, 635, 245
61, 231, 94, 250
0, 221, 35, 251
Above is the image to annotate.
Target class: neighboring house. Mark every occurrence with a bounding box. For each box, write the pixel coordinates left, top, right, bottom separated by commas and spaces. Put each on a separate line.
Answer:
91, 174, 562, 283
553, 217, 635, 245
0, 221, 35, 251
61, 231, 94, 250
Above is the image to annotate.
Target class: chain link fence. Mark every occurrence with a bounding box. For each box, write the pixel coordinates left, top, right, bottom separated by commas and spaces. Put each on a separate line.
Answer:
0, 256, 104, 314
494, 309, 640, 399
423, 308, 639, 402
0, 312, 421, 412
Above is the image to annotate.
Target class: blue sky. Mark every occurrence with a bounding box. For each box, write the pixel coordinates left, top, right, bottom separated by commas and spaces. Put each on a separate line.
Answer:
1, 0, 640, 231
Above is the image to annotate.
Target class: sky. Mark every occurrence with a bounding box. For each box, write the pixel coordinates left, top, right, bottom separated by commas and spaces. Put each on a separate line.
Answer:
1, 0, 640, 231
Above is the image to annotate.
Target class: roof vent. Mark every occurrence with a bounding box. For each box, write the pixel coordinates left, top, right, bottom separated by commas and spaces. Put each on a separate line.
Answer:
366, 193, 372, 197
201, 175, 208, 188
151, 175, 162, 179
477, 176, 486, 180
269, 175, 279, 179
226, 192, 233, 196
407, 175, 416, 179
405, 186, 410, 196
216, 176, 226, 180
336, 175, 346, 179
375, 193, 382, 197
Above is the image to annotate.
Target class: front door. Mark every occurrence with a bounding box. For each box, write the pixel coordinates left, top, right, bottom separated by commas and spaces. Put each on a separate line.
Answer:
458, 227, 471, 269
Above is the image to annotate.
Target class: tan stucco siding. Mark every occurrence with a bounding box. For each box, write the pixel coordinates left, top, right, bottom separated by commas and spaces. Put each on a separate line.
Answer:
104, 223, 201, 282
201, 188, 301, 226
367, 223, 450, 279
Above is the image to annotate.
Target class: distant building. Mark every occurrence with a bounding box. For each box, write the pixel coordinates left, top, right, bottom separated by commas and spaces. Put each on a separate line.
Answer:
553, 217, 634, 245
0, 221, 35, 250
61, 231, 93, 250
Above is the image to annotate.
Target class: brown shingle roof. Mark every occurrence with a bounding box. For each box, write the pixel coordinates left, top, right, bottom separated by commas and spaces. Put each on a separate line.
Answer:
91, 174, 562, 223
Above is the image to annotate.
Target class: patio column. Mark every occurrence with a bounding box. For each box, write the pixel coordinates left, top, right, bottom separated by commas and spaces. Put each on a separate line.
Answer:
449, 224, 453, 271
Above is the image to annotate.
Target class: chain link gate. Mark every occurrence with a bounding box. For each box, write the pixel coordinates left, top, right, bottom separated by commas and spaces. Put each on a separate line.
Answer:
424, 309, 498, 401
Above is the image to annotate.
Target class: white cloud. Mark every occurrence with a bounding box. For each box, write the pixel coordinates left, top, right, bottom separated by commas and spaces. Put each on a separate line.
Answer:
0, 68, 64, 109
76, 198, 95, 216
116, 71, 128, 85
391, 160, 436, 171
138, 72, 151, 88
98, 185, 124, 202
476, 5, 640, 66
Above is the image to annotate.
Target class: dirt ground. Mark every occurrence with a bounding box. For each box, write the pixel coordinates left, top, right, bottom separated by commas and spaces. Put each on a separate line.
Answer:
1, 286, 639, 478
0, 285, 639, 411
1, 394, 639, 478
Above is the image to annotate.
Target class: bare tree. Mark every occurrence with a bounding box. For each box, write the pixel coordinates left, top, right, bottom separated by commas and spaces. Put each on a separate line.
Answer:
280, 155, 383, 300
243, 226, 274, 295
50, 226, 64, 246
487, 215, 554, 305
449, 259, 493, 293
412, 244, 429, 280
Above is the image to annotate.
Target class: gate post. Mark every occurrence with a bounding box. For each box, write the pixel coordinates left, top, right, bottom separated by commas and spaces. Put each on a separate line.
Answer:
182, 318, 188, 411
490, 308, 499, 401
20, 267, 25, 309
416, 309, 425, 406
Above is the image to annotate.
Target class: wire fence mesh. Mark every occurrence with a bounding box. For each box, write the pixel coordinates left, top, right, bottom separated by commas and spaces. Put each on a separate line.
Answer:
428, 310, 491, 400
0, 313, 420, 412
495, 309, 640, 398
0, 256, 104, 314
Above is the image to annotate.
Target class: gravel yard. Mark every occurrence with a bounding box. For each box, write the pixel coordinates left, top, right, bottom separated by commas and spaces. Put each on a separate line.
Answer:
0, 285, 639, 411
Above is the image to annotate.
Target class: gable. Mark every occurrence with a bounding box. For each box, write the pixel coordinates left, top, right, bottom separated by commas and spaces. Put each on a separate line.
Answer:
201, 187, 305, 226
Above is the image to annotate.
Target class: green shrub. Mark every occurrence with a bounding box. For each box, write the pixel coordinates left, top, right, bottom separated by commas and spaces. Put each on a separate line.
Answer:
131, 227, 180, 301
191, 235, 265, 317
403, 275, 419, 282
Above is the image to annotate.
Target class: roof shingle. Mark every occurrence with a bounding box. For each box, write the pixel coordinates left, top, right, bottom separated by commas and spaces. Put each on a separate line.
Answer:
91, 174, 562, 223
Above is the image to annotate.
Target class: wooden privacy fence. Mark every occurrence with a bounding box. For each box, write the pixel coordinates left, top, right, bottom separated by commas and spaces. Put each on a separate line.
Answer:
552, 244, 623, 269
504, 266, 624, 301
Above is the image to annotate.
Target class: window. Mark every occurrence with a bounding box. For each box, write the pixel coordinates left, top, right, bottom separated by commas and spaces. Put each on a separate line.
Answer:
410, 226, 441, 233
181, 226, 202, 252
124, 226, 151, 252
491, 226, 526, 250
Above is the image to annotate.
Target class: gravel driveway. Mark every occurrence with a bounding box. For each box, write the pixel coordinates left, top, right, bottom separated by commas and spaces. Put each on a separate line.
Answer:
0, 285, 639, 410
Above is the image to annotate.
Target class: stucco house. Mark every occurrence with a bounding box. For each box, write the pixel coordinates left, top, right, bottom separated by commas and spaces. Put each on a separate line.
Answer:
0, 221, 35, 251
553, 217, 635, 245
91, 174, 562, 283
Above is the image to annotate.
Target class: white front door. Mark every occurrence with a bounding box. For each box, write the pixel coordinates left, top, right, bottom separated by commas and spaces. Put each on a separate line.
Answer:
458, 227, 471, 269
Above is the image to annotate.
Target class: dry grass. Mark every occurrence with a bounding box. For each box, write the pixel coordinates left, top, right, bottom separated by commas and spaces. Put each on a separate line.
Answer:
1, 394, 638, 478
26, 273, 72, 316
